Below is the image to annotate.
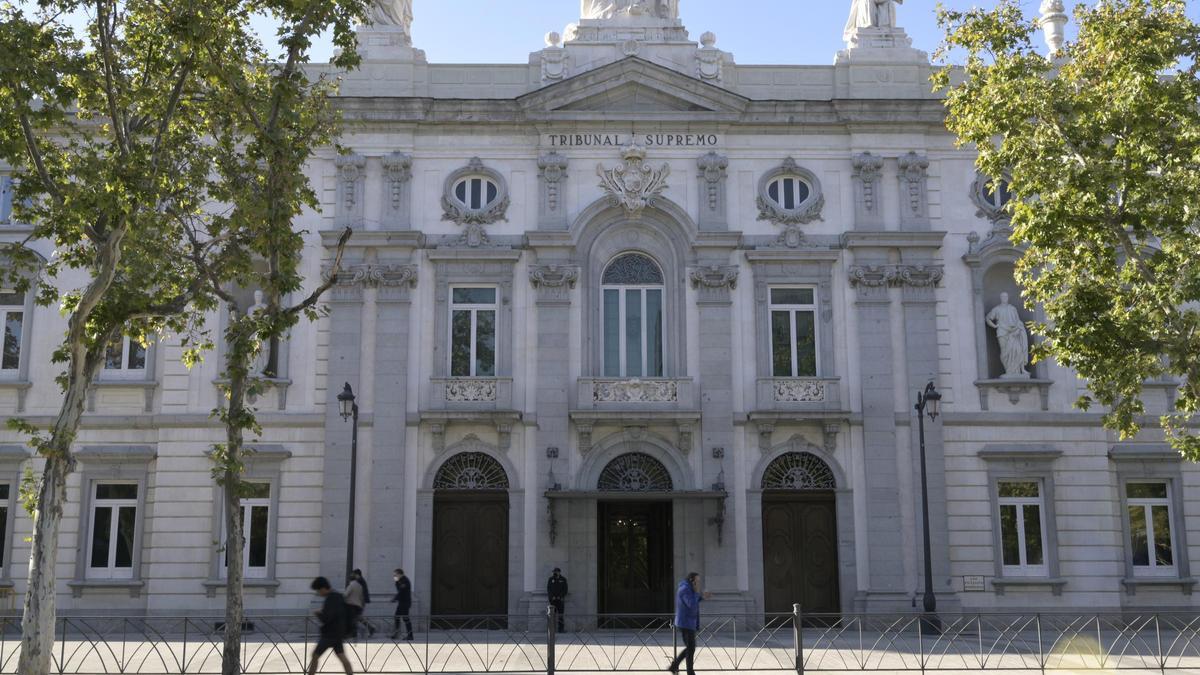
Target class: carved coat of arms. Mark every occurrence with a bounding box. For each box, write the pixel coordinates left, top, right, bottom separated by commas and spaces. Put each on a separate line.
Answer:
597, 144, 670, 217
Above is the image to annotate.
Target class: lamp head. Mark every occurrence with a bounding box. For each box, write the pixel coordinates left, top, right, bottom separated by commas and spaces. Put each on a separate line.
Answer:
337, 382, 356, 421
923, 382, 942, 421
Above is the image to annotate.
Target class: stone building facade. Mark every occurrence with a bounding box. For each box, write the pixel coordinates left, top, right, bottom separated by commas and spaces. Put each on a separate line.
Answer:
0, 1, 1195, 617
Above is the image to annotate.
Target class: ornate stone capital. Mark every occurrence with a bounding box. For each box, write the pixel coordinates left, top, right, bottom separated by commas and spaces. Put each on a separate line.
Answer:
848, 265, 898, 289
537, 152, 569, 229
529, 264, 579, 303
324, 263, 418, 291
381, 152, 414, 227
689, 265, 738, 291
898, 152, 930, 227
334, 153, 366, 225
597, 144, 670, 217
897, 264, 944, 288
851, 152, 884, 225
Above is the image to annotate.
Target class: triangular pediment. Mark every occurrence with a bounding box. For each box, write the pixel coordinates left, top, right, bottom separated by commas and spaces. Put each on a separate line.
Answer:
519, 57, 748, 120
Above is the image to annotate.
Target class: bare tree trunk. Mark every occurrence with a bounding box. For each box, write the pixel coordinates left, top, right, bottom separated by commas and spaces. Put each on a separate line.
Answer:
18, 454, 71, 675
221, 369, 248, 675
18, 343, 105, 675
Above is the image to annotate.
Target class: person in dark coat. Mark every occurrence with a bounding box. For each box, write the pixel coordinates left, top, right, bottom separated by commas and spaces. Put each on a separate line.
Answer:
306, 576, 354, 675
391, 568, 414, 640
547, 568, 569, 633
668, 572, 710, 675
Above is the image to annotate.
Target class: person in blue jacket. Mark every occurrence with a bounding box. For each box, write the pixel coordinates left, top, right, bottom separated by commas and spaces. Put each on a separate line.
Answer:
668, 572, 711, 675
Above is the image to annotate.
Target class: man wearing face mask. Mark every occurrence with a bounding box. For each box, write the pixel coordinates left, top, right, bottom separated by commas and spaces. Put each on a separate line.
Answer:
390, 568, 414, 640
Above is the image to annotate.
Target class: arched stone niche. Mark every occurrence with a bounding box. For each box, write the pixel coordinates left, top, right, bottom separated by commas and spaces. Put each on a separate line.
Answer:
964, 229, 1051, 410
571, 198, 696, 378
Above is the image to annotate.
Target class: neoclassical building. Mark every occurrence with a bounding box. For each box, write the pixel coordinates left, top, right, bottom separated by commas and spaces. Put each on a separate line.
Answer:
0, 0, 1196, 618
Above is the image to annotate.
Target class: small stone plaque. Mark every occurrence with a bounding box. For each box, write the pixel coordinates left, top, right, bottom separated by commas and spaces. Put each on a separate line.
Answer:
963, 575, 987, 592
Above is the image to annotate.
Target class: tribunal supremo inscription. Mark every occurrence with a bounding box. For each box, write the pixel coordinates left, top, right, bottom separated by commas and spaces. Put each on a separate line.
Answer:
543, 133, 720, 148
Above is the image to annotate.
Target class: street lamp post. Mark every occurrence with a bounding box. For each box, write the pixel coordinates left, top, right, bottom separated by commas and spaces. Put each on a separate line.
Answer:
914, 381, 942, 634
337, 382, 359, 584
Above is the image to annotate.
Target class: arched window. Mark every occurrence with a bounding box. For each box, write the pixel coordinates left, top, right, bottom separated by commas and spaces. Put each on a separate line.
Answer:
601, 253, 664, 378
761, 452, 836, 491
598, 453, 673, 492
433, 452, 510, 490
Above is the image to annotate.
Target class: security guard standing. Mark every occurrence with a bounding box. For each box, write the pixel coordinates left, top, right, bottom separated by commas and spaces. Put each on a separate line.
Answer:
547, 568, 568, 633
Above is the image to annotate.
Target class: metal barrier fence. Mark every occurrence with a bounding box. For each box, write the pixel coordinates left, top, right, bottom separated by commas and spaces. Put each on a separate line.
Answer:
0, 609, 1195, 673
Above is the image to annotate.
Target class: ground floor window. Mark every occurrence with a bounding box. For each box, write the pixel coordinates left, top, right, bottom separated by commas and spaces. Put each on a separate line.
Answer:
87, 483, 138, 579
1127, 481, 1177, 577
222, 482, 271, 579
997, 480, 1047, 577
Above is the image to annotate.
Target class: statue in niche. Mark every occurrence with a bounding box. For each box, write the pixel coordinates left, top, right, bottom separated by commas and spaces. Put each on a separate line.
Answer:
246, 289, 272, 377
844, 0, 903, 41
369, 0, 412, 30
986, 292, 1030, 379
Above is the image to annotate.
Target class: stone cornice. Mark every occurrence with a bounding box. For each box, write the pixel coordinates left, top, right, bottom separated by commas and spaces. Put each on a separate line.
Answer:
323, 263, 418, 289
841, 231, 947, 249
321, 229, 425, 250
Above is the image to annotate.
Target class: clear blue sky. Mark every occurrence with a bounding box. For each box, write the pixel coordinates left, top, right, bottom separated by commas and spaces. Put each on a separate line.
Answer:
270, 0, 1102, 66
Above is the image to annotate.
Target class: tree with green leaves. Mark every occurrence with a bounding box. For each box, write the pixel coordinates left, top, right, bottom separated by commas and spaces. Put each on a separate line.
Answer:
196, 2, 366, 671
0, 3, 245, 671
0, 1, 365, 672
934, 0, 1200, 458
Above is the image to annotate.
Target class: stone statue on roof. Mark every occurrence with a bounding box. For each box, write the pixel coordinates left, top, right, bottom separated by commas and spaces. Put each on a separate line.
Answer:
583, 0, 678, 20
844, 0, 903, 42
370, 0, 412, 30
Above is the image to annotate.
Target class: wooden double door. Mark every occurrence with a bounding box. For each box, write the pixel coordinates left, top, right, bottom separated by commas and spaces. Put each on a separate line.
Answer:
762, 492, 840, 615
598, 501, 674, 619
431, 491, 509, 617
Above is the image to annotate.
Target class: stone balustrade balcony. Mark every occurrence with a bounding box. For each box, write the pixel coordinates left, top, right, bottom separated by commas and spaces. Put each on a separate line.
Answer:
755, 377, 843, 413
575, 377, 698, 411
429, 376, 514, 410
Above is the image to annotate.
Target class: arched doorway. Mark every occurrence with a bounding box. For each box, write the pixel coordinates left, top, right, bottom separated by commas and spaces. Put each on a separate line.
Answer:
761, 452, 840, 614
597, 453, 675, 618
432, 452, 510, 618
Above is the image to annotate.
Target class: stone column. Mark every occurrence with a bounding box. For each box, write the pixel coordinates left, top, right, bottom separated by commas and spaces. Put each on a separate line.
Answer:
527, 261, 577, 617
847, 260, 906, 610
367, 264, 418, 586
690, 262, 740, 609
319, 268, 365, 580
898, 261, 958, 608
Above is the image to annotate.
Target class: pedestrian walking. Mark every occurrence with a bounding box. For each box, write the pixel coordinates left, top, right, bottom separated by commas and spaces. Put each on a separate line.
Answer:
668, 572, 710, 675
391, 568, 414, 640
351, 569, 376, 637
345, 571, 372, 639
306, 576, 354, 675
547, 567, 568, 633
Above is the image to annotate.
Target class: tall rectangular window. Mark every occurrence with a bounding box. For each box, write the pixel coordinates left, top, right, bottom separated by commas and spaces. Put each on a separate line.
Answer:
0, 289, 24, 372
450, 287, 497, 377
223, 482, 271, 579
104, 336, 148, 379
87, 483, 138, 579
769, 287, 818, 378
602, 287, 664, 378
1127, 482, 1176, 577
997, 480, 1047, 577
